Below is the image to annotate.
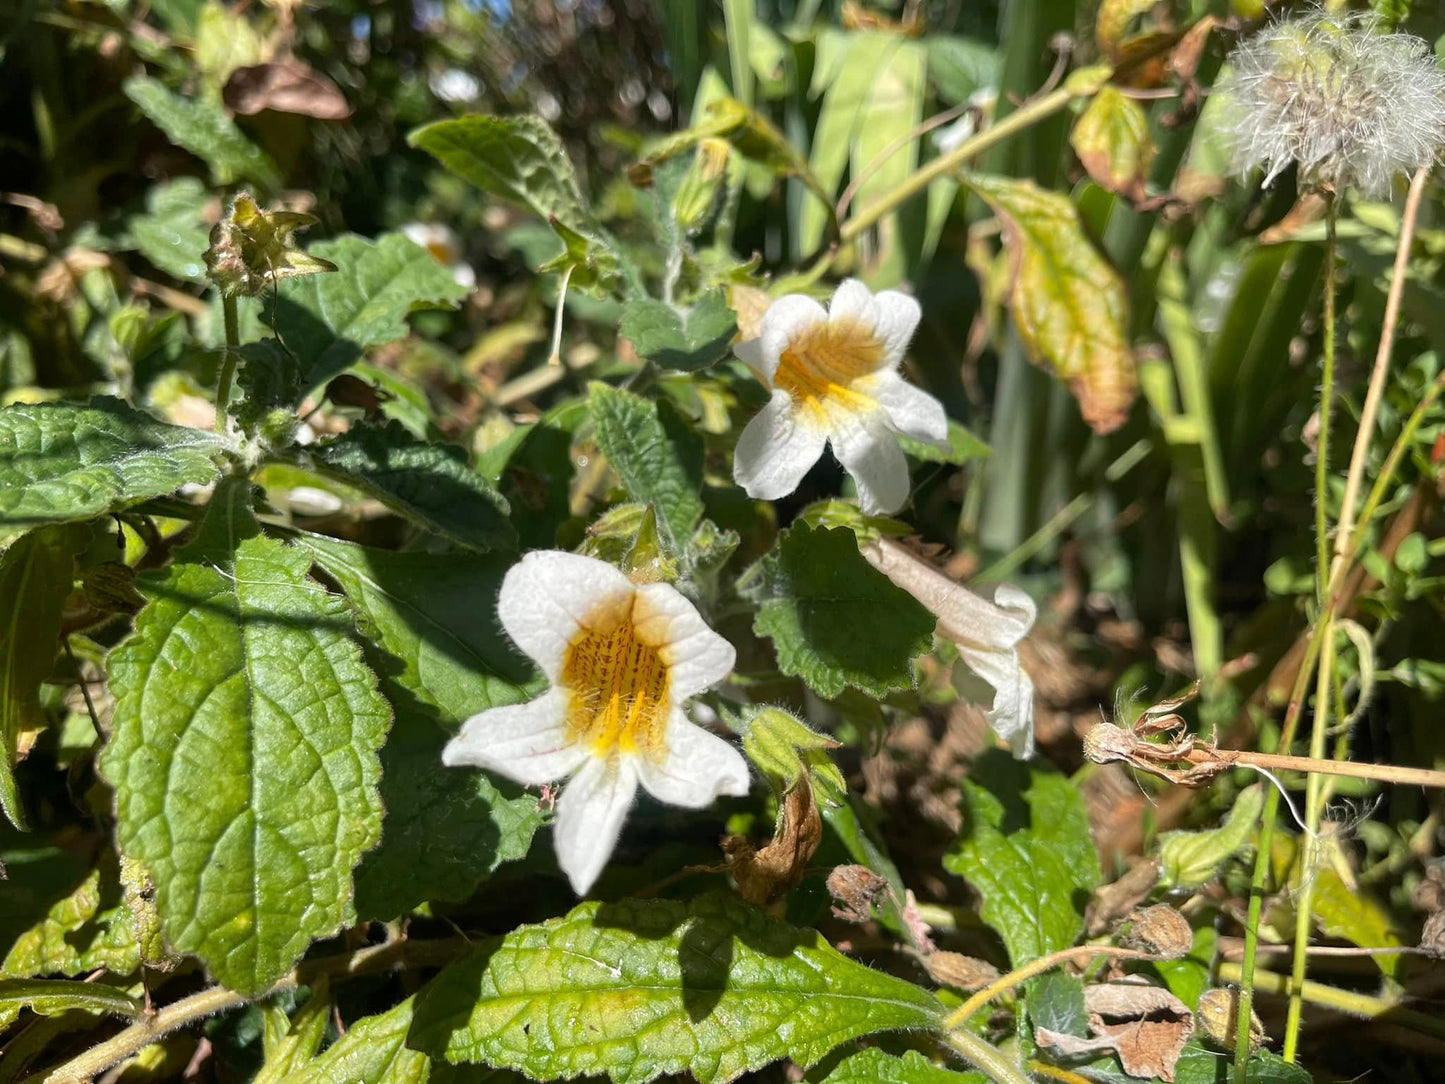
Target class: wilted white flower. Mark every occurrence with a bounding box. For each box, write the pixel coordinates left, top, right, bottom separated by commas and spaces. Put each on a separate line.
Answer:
443, 551, 750, 894
861, 537, 1037, 758
733, 279, 948, 516
401, 222, 476, 289
1223, 8, 1445, 197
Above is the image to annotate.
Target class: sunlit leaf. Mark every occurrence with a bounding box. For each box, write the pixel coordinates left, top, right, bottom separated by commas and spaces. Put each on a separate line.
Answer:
815, 1048, 987, 1084
1157, 785, 1264, 889
588, 383, 704, 547
620, 289, 738, 372
1070, 86, 1155, 202
124, 76, 281, 190
0, 978, 142, 1031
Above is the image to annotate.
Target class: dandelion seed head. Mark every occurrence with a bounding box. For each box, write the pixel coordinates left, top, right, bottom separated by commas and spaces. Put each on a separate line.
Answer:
1223, 7, 1445, 197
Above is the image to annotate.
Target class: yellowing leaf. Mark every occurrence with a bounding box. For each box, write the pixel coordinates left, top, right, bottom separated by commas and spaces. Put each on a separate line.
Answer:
1071, 86, 1156, 202
964, 173, 1137, 433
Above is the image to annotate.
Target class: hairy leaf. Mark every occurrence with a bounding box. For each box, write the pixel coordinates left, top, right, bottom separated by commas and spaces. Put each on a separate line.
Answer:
233, 340, 303, 436
1, 859, 141, 979
620, 290, 737, 372
254, 978, 330, 1083
0, 398, 223, 542
588, 383, 704, 547
1070, 87, 1155, 202
963, 173, 1136, 434
1157, 785, 1264, 889
125, 177, 212, 282
124, 76, 281, 190
0, 978, 142, 1031
308, 422, 514, 551
814, 1048, 987, 1084
271, 233, 469, 391
0, 527, 75, 829
99, 480, 390, 996
740, 524, 935, 699
412, 893, 941, 1084
945, 752, 1102, 966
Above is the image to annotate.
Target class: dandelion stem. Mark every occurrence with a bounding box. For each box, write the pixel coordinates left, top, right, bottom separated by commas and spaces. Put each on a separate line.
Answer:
214, 294, 240, 435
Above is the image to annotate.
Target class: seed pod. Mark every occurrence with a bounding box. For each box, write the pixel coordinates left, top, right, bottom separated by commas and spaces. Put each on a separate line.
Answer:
921, 951, 1000, 991
1196, 987, 1265, 1052
1122, 904, 1194, 959
826, 864, 890, 923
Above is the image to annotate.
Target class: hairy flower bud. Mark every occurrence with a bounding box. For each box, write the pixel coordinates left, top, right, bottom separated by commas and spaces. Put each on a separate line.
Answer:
1222, 8, 1445, 196
205, 193, 336, 296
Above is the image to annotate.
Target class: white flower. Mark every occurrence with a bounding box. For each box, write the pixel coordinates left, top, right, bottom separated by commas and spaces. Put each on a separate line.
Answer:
1223, 9, 1445, 197
732, 279, 948, 516
861, 537, 1037, 758
401, 222, 476, 289
442, 551, 750, 894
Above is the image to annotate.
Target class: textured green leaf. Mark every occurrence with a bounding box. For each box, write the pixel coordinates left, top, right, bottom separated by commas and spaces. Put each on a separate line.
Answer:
1028, 970, 1087, 1038
271, 233, 469, 390
814, 1048, 986, 1084
944, 752, 1101, 966
254, 979, 330, 1084
298, 535, 531, 723
412, 893, 941, 1084
124, 76, 281, 190
0, 398, 224, 542
536, 215, 628, 299
620, 290, 737, 372
409, 114, 596, 236
963, 173, 1136, 434
488, 397, 589, 550
233, 339, 304, 436
308, 421, 514, 551
278, 996, 493, 1084
1, 858, 141, 979
124, 177, 212, 282
927, 36, 1000, 106
898, 420, 992, 465
0, 978, 142, 1031
99, 480, 390, 996
740, 524, 934, 699
0, 527, 76, 829
588, 383, 704, 547
1069, 86, 1155, 202
1157, 785, 1264, 889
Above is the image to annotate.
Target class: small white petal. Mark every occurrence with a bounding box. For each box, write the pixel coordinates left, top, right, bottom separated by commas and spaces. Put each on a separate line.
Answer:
940, 581, 1036, 651
631, 584, 736, 699
827, 279, 920, 366
442, 688, 583, 784
635, 708, 750, 808
451, 262, 476, 290
758, 295, 828, 384
831, 410, 911, 515
947, 584, 1037, 760
553, 756, 638, 894
497, 551, 635, 680
863, 371, 948, 446
733, 390, 827, 502
734, 336, 766, 381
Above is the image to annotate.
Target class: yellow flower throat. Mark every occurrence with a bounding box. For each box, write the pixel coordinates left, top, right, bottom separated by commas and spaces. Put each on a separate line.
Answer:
772, 316, 884, 420
562, 612, 670, 760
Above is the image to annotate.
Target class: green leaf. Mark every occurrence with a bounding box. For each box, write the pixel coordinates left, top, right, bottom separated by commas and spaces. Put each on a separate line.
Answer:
813, 1048, 986, 1084
0, 398, 224, 543
124, 177, 212, 282
279, 996, 486, 1084
537, 215, 628, 299
1075, 1041, 1312, 1084
0, 977, 142, 1031
1027, 971, 1087, 1038
123, 76, 281, 190
271, 233, 470, 391
0, 527, 76, 829
254, 978, 330, 1084
927, 36, 1000, 106
962, 173, 1137, 434
620, 290, 738, 372
411, 893, 941, 1084
408, 114, 596, 236
297, 535, 531, 723
588, 383, 704, 547
1069, 86, 1155, 202
233, 340, 303, 436
1156, 784, 1264, 889
1, 857, 142, 979
898, 420, 991, 464
944, 751, 1102, 966
740, 523, 935, 699
98, 480, 390, 996
308, 421, 514, 551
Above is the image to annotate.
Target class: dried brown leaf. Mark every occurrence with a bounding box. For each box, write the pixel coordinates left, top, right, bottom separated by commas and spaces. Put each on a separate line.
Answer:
1039, 980, 1194, 1082
224, 59, 352, 120
723, 781, 822, 907
1087, 859, 1161, 937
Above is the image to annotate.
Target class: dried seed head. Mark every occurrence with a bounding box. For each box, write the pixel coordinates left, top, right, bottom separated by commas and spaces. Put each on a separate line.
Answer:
1420, 909, 1445, 958
1121, 904, 1194, 959
826, 864, 890, 923
1195, 987, 1266, 1052
921, 951, 1000, 991
1222, 8, 1445, 196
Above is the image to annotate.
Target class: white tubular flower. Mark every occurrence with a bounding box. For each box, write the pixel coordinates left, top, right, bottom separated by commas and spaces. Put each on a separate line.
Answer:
442, 551, 750, 894
401, 222, 477, 289
1223, 9, 1445, 197
733, 279, 948, 516
861, 537, 1037, 758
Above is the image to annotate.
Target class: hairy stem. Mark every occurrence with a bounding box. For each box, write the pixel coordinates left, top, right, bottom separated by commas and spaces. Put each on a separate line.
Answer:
942, 1029, 1033, 1084
1314, 199, 1338, 602
213, 294, 240, 436
1218, 962, 1445, 1042
942, 945, 1160, 1031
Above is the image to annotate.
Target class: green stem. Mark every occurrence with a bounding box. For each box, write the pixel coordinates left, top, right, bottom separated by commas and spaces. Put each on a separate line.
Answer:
1218, 962, 1445, 1042
1314, 202, 1338, 603
214, 293, 240, 436
942, 1029, 1032, 1084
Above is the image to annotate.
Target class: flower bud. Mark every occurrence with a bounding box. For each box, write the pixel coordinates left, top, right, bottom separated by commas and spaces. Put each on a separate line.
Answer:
204, 193, 337, 296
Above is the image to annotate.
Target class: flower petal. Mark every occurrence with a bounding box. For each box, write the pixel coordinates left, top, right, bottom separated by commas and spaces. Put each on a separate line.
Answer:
948, 584, 1038, 760
863, 371, 949, 446
734, 336, 766, 381
441, 688, 584, 785
827, 279, 921, 366
635, 708, 751, 808
553, 755, 638, 894
830, 409, 911, 515
733, 390, 827, 502
497, 551, 635, 680
939, 581, 1036, 651
758, 294, 828, 384
631, 584, 736, 699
